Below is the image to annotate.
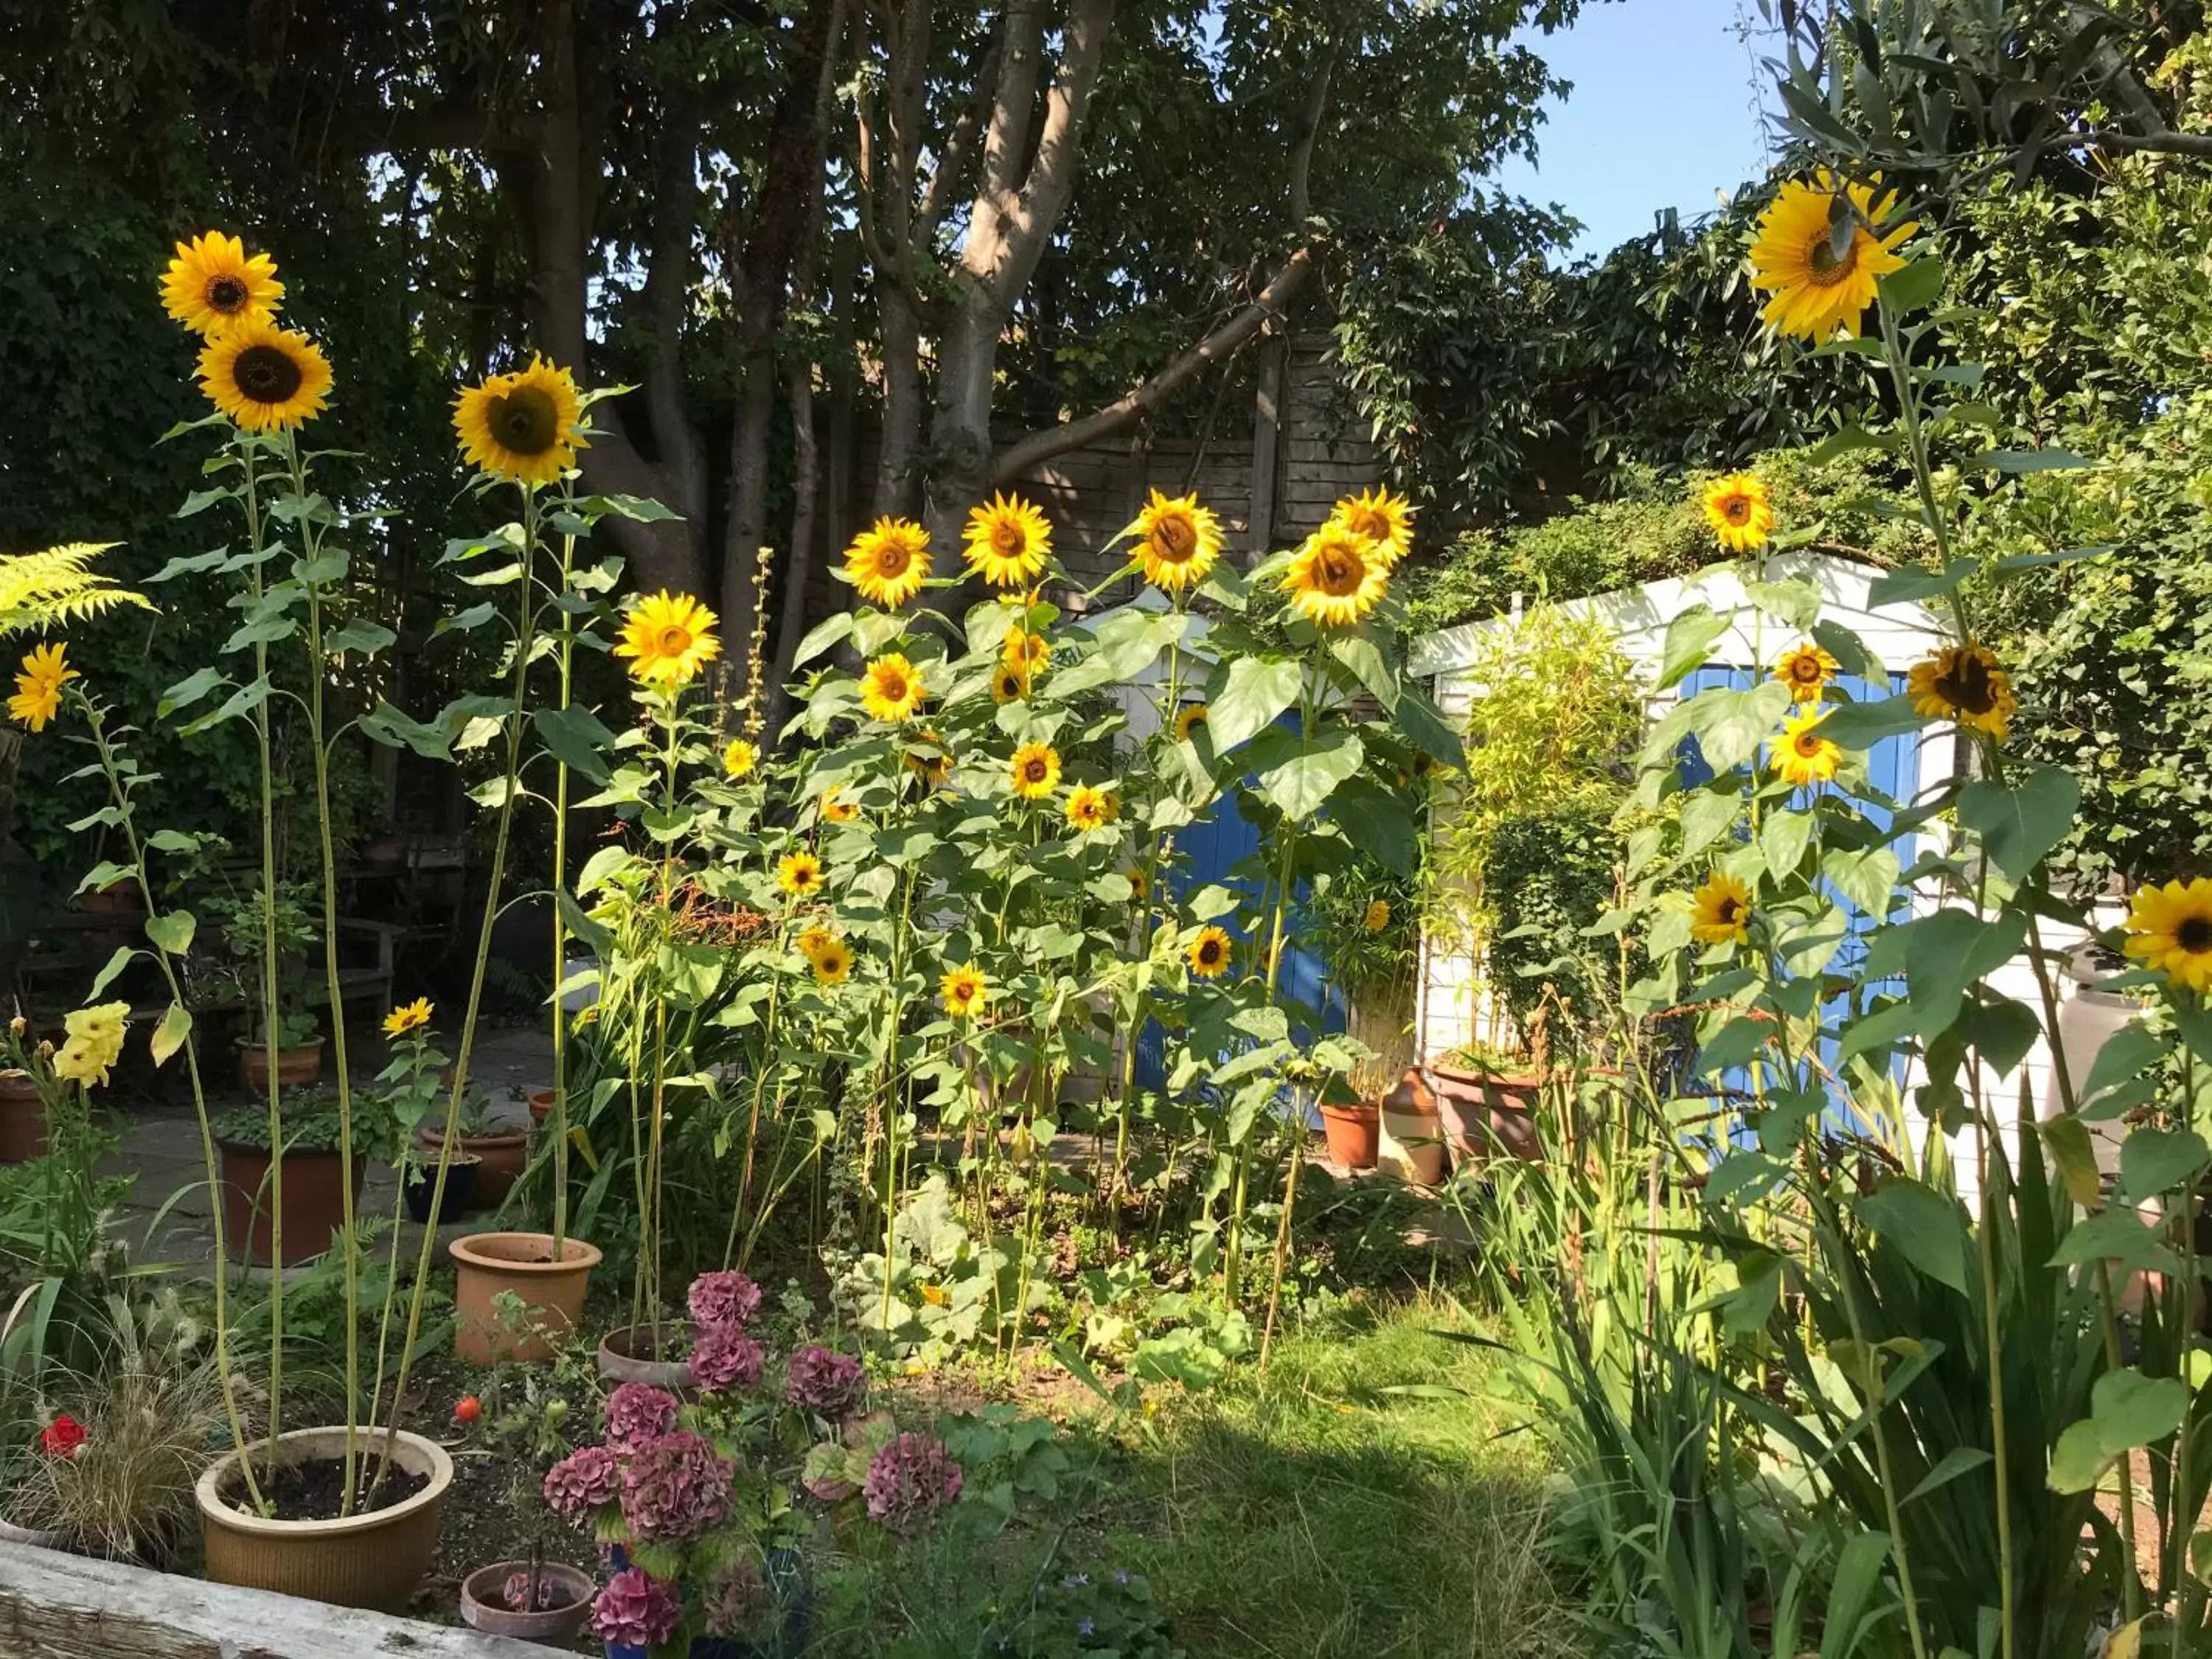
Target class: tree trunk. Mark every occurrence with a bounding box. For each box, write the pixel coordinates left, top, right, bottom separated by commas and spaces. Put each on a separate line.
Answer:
768, 357, 822, 736
874, 278, 925, 518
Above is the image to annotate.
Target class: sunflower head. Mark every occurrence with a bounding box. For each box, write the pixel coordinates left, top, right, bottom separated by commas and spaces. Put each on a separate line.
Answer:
723, 738, 759, 780
1363, 898, 1391, 933
161, 232, 284, 338
1748, 170, 1919, 341
1130, 489, 1224, 592
844, 518, 932, 609
939, 964, 989, 1020
8, 642, 77, 733
382, 998, 434, 1038
1187, 926, 1233, 979
454, 355, 588, 484
2125, 878, 2212, 995
1773, 641, 1838, 703
1701, 474, 1775, 552
1328, 487, 1416, 570
1001, 627, 1051, 678
1906, 641, 2014, 740
962, 493, 1054, 589
1769, 706, 1842, 787
795, 925, 840, 963
991, 665, 1027, 705
1009, 741, 1062, 801
1065, 785, 1112, 832
1688, 873, 1753, 946
1124, 867, 1150, 905
776, 850, 824, 899
615, 591, 720, 689
1172, 703, 1208, 742
198, 320, 332, 431
1281, 522, 1388, 629
812, 939, 855, 986
860, 652, 926, 723
820, 788, 860, 824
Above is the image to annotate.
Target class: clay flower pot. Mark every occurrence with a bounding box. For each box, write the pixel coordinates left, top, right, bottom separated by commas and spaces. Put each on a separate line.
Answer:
1318, 1100, 1380, 1170
450, 1231, 602, 1365
1419, 1061, 1545, 1166
1380, 1071, 1447, 1186
215, 1140, 366, 1267
239, 1034, 325, 1093
459, 1559, 595, 1644
598, 1321, 698, 1391
403, 1152, 481, 1223
420, 1122, 529, 1208
0, 1070, 47, 1164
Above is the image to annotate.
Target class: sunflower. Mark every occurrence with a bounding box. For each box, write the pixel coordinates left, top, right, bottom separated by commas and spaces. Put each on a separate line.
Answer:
1906, 641, 2014, 740
776, 850, 824, 899
615, 591, 720, 689
859, 652, 927, 723
991, 665, 1027, 705
1363, 898, 1391, 933
2124, 879, 2212, 995
1130, 489, 1224, 592
1065, 785, 1113, 832
905, 731, 954, 788
1281, 521, 1388, 629
197, 320, 332, 431
1769, 706, 1842, 787
1747, 170, 1918, 341
843, 517, 932, 609
383, 998, 434, 1037
1124, 867, 1150, 904
1688, 872, 1753, 946
1329, 487, 1416, 570
1772, 640, 1838, 704
811, 938, 855, 986
160, 232, 284, 337
723, 738, 758, 780
453, 355, 588, 483
820, 788, 860, 824
1701, 474, 1774, 552
1187, 926, 1233, 979
1009, 742, 1062, 801
8, 642, 76, 732
51, 1037, 110, 1088
939, 964, 989, 1020
795, 925, 840, 963
1172, 703, 1208, 742
961, 493, 1054, 588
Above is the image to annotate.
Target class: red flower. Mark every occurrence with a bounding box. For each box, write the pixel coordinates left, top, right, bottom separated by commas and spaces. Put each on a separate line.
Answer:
38, 1415, 85, 1458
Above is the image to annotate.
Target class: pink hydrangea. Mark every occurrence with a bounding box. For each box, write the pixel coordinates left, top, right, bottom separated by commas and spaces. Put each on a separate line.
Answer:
786, 1345, 866, 1418
702, 1557, 768, 1638
543, 1444, 622, 1520
604, 1381, 680, 1454
687, 1270, 763, 1329
689, 1324, 764, 1394
619, 1429, 733, 1544
591, 1567, 681, 1649
862, 1433, 962, 1532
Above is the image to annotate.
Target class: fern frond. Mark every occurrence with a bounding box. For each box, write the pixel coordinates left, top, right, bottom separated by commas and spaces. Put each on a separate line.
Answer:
0, 543, 151, 639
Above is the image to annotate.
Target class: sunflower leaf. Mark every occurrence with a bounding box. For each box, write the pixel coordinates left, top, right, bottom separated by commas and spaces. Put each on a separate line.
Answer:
1208, 656, 1303, 751
1956, 762, 2079, 884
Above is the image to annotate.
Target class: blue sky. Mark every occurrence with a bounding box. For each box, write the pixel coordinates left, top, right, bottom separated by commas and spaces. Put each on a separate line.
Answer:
1490, 0, 1776, 262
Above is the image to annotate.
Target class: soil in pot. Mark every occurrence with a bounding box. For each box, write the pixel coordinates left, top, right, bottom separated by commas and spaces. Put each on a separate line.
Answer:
420, 1123, 529, 1208
1318, 1101, 1380, 1170
451, 1231, 602, 1365
599, 1321, 698, 1391
217, 1143, 366, 1267
0, 1071, 47, 1164
257, 1455, 432, 1522
461, 1559, 595, 1644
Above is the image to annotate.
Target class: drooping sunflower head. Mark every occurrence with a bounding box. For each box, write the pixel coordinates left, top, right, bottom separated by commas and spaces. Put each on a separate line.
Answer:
1009, 741, 1062, 801
197, 320, 332, 432
939, 964, 989, 1020
1688, 872, 1753, 946
1172, 703, 1208, 742
1906, 641, 2014, 740
1065, 785, 1112, 832
1773, 640, 1839, 703
1701, 473, 1775, 552
1747, 170, 1918, 341
1363, 898, 1391, 934
776, 850, 824, 899
904, 730, 954, 788
1281, 522, 1388, 629
1001, 626, 1052, 680
819, 787, 860, 824
991, 664, 1027, 705
1769, 705, 1842, 787
860, 652, 926, 724
812, 938, 855, 986
2124, 878, 2212, 995
161, 232, 284, 338
843, 518, 932, 609
7, 642, 77, 733
1130, 489, 1224, 592
615, 591, 720, 690
795, 925, 839, 963
382, 998, 434, 1038
1329, 487, 1416, 571
453, 355, 588, 484
723, 738, 759, 780
1124, 867, 1150, 905
961, 493, 1054, 589
1186, 925, 1233, 979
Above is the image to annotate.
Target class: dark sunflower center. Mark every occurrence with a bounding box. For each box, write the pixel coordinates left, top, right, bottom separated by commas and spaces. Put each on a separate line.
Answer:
657, 625, 692, 655
1315, 545, 1364, 595
1935, 653, 2000, 715
1153, 515, 1196, 560
489, 386, 560, 456
1724, 497, 1752, 525
1023, 758, 1048, 784
1795, 732, 1824, 757
1346, 507, 1388, 540
1790, 657, 1822, 682
1199, 940, 1224, 965
2180, 917, 2212, 954
234, 344, 304, 405
880, 672, 908, 700
992, 521, 1026, 556
877, 544, 911, 576
206, 275, 250, 313
1804, 229, 1860, 288
1717, 897, 1742, 924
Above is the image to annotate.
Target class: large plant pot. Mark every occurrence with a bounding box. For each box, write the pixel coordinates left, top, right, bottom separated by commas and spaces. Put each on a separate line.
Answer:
403, 1154, 481, 1223
420, 1123, 528, 1208
599, 1321, 698, 1391
195, 1425, 452, 1613
216, 1141, 366, 1267
239, 1034, 325, 1093
0, 1070, 46, 1164
461, 1559, 595, 1644
1379, 1073, 1446, 1185
1417, 1062, 1545, 1166
1318, 1101, 1380, 1171
451, 1231, 602, 1365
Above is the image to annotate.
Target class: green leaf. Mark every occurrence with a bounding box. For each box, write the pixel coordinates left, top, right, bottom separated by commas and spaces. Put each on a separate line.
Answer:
1956, 762, 2079, 885
158, 667, 227, 717
150, 1005, 192, 1068
1903, 1447, 1992, 1506
1686, 681, 1794, 773
2049, 1209, 2180, 1276
1051, 610, 1189, 698
1877, 256, 1946, 313
86, 945, 134, 998
1868, 560, 1978, 607
1815, 696, 1924, 748
144, 911, 195, 957
792, 611, 853, 669
2118, 1128, 2210, 1205
1812, 620, 1883, 683
1821, 846, 1900, 918
1805, 424, 1903, 465
1894, 908, 2026, 1037
1256, 730, 1364, 821
2039, 1116, 2103, 1207
1681, 786, 1745, 858
2045, 1420, 2112, 1495
1975, 448, 2091, 474
532, 705, 616, 785
1326, 632, 1398, 710
1391, 684, 1465, 771
323, 619, 397, 657
1208, 657, 1303, 751
1760, 809, 1814, 882
360, 700, 454, 761
1854, 1177, 1969, 1294
1658, 606, 1730, 691
2091, 1367, 2189, 1453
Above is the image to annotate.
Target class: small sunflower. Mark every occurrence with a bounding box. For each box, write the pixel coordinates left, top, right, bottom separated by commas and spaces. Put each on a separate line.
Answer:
776, 850, 824, 899
197, 319, 332, 431
1688, 873, 1752, 946
1329, 487, 1416, 570
2124, 879, 2212, 995
795, 925, 838, 961
1701, 474, 1775, 552
723, 738, 758, 780
1772, 640, 1838, 704
1906, 641, 2014, 740
160, 231, 284, 337
1748, 170, 1919, 341
1124, 867, 1150, 905
1002, 625, 1052, 676
453, 355, 588, 483
905, 731, 954, 788
812, 938, 855, 986
1009, 741, 1062, 801
961, 493, 1054, 588
1363, 898, 1391, 933
991, 665, 1027, 705
1769, 706, 1842, 788
1186, 926, 1233, 979
1172, 703, 1208, 742
8, 643, 77, 732
1281, 521, 1388, 629
843, 517, 932, 609
820, 788, 860, 824
614, 591, 720, 689
382, 998, 434, 1037
939, 964, 989, 1020
859, 652, 926, 723
1065, 785, 1113, 832
1130, 489, 1224, 592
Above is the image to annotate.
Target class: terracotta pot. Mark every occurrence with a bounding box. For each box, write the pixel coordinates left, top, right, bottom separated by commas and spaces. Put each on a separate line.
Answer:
196, 1425, 452, 1613
450, 1231, 602, 1365
419, 1123, 528, 1208
0, 1070, 47, 1164
1318, 1101, 1380, 1170
459, 1559, 595, 1644
216, 1141, 365, 1267
599, 1321, 698, 1391
528, 1088, 555, 1127
1417, 1062, 1545, 1165
239, 1034, 325, 1093
1379, 1073, 1446, 1185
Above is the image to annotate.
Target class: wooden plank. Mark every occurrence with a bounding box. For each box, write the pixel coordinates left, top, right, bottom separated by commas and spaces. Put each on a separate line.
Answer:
1247, 335, 1284, 559
0, 1543, 566, 1658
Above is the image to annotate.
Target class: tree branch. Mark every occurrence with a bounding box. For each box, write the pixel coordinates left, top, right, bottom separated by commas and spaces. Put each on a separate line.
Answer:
977, 0, 1048, 215
998, 0, 1116, 260
1287, 38, 1338, 229
917, 31, 1004, 240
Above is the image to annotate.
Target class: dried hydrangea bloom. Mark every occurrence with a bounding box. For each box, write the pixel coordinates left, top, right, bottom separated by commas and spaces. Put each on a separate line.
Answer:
619, 1430, 734, 1544
688, 1324, 765, 1394
687, 1270, 763, 1329
542, 1444, 622, 1521
785, 1345, 867, 1418
590, 1567, 681, 1649
863, 1433, 963, 1532
604, 1381, 680, 1455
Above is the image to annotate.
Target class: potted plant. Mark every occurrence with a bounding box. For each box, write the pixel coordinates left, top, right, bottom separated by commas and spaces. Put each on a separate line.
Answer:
0, 1060, 47, 1165
207, 883, 327, 1091
1423, 1043, 1545, 1165
212, 1093, 365, 1267
598, 1270, 766, 1392
456, 1363, 596, 1644
402, 1145, 481, 1223
417, 1085, 528, 1208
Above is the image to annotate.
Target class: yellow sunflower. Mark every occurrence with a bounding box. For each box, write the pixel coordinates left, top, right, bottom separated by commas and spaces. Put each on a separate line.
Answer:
615, 591, 720, 689
8, 642, 77, 732
812, 938, 855, 986
1747, 170, 1919, 341
843, 517, 932, 610
1769, 706, 1842, 788
723, 738, 758, 780
1065, 785, 1113, 832
1905, 641, 2014, 740
820, 788, 860, 824
160, 231, 284, 338
795, 925, 840, 963
383, 998, 434, 1037
197, 319, 332, 431
939, 964, 989, 1020
51, 1037, 110, 1088
1129, 489, 1224, 592
1001, 626, 1051, 678
1172, 703, 1208, 742
1363, 899, 1391, 933
860, 652, 927, 723
1772, 640, 1838, 704
1186, 926, 1233, 979
961, 493, 1054, 588
1701, 473, 1775, 552
905, 731, 954, 788
1281, 521, 1388, 629
1009, 741, 1062, 801
1329, 486, 1416, 571
1124, 867, 1150, 904
776, 850, 824, 899
991, 665, 1027, 705
453, 355, 588, 484
1688, 872, 1752, 946
2124, 879, 2212, 995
